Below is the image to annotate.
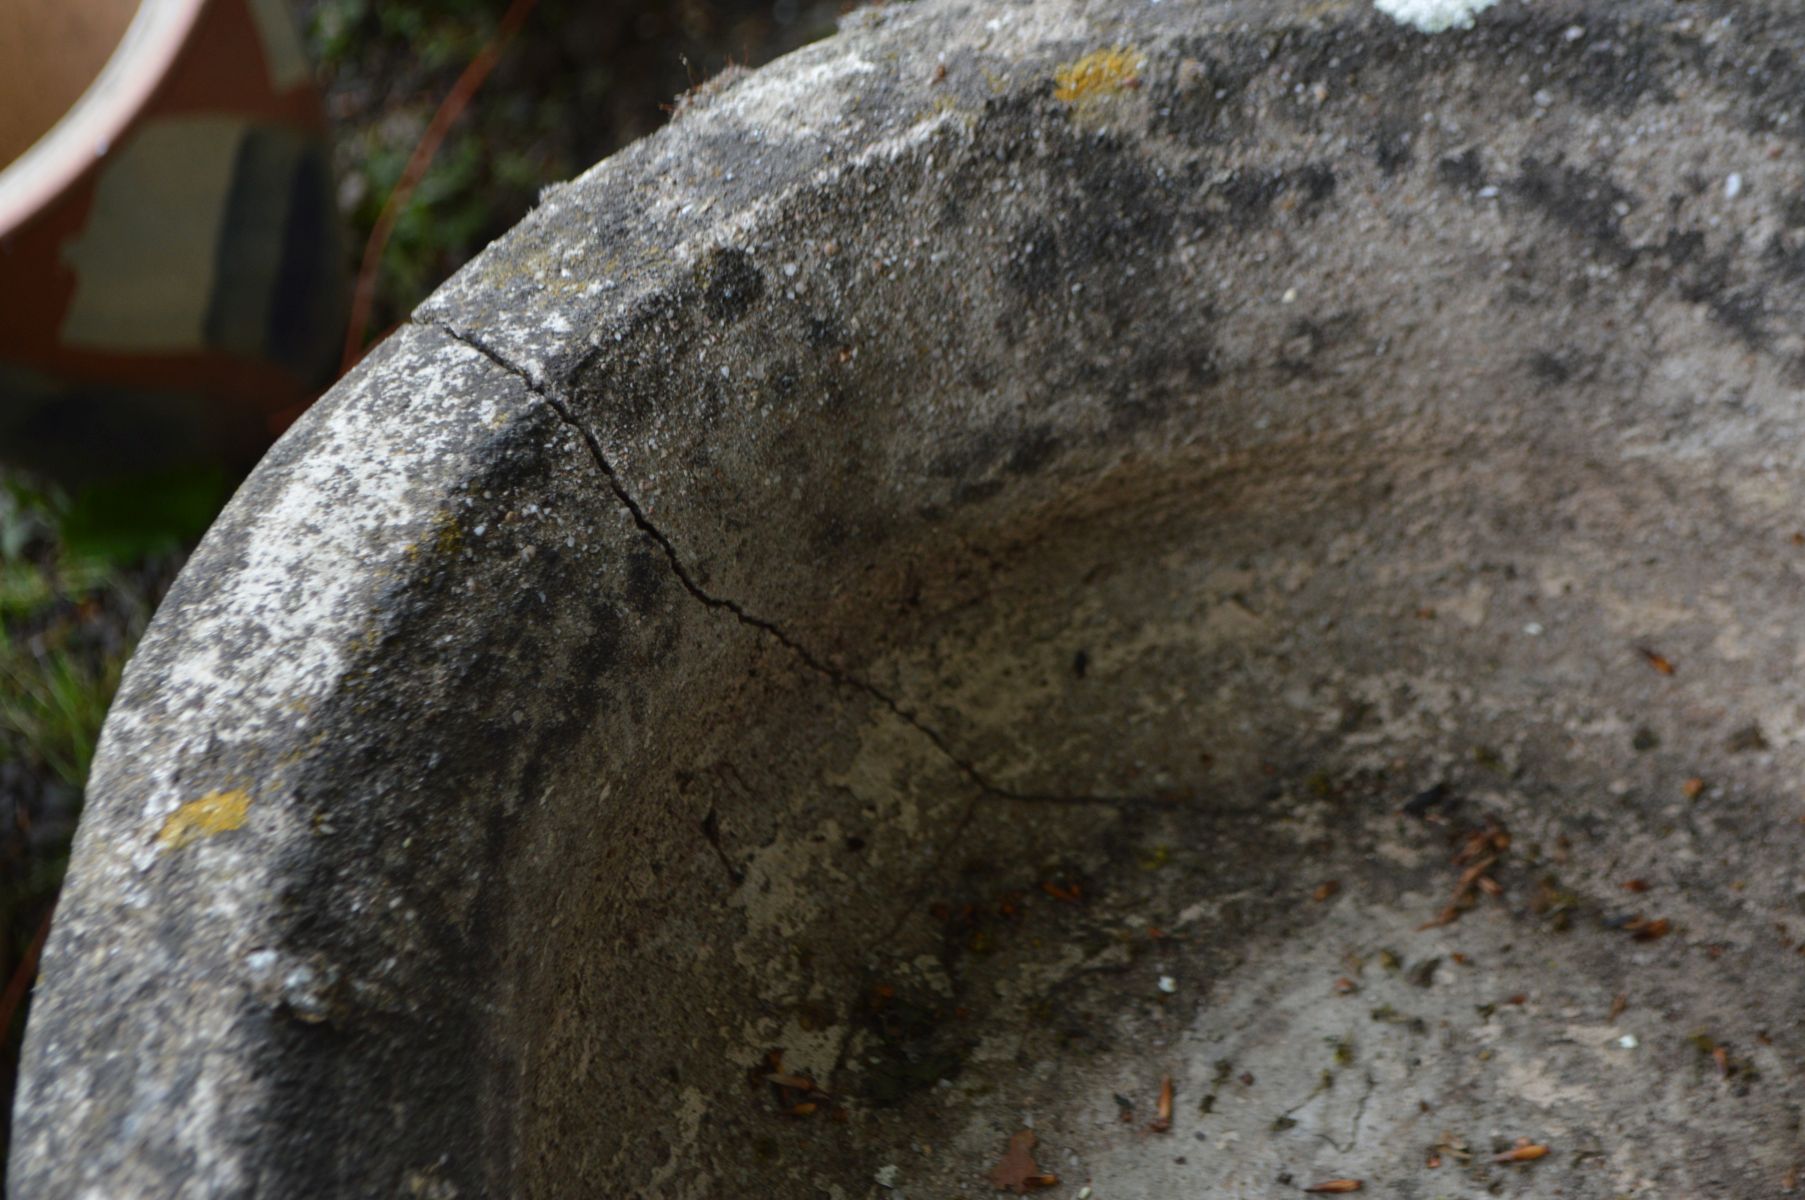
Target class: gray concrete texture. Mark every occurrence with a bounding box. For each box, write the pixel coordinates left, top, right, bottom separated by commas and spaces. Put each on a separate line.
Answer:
13, 0, 1805, 1195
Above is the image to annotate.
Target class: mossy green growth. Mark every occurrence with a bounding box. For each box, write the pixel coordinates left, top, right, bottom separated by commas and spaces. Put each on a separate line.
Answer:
0, 635, 124, 792
0, 473, 178, 791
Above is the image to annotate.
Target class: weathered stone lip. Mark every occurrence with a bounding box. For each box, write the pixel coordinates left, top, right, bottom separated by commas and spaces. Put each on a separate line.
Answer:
16, 2, 1805, 1196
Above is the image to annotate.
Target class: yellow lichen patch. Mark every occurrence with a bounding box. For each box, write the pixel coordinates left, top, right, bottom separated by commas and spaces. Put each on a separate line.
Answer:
1053, 47, 1143, 103
156, 789, 250, 851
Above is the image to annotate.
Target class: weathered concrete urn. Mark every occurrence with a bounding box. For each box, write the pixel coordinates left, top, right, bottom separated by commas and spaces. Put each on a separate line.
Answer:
15, 1, 1805, 1195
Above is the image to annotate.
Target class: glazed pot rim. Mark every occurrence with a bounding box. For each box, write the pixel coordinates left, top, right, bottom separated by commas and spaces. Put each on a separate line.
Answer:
0, 0, 207, 240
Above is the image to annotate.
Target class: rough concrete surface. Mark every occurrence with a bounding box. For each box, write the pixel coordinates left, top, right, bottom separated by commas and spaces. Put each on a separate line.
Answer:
13, 0, 1805, 1196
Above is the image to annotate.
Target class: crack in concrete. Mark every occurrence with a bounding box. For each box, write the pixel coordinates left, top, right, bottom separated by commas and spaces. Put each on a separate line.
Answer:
427, 319, 1176, 812
1321, 1072, 1376, 1156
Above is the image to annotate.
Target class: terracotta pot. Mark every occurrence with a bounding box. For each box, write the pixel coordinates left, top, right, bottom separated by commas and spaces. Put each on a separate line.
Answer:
0, 0, 344, 482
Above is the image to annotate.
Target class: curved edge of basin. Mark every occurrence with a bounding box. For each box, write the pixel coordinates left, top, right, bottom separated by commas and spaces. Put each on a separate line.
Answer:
16, 0, 1795, 1195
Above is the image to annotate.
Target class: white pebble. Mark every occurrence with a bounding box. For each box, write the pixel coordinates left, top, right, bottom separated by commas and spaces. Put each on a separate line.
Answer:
1373, 0, 1499, 33
1725, 172, 1744, 199
1158, 975, 1178, 994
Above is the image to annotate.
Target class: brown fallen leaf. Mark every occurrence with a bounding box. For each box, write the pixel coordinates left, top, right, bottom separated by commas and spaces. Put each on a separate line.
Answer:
1626, 916, 1671, 941
1493, 1143, 1550, 1163
1621, 879, 1650, 893
1416, 907, 1458, 931
1683, 777, 1706, 800
1149, 1074, 1174, 1132
988, 1129, 1057, 1194
1431, 1130, 1472, 1165
1424, 818, 1513, 928
1313, 880, 1341, 903
765, 1073, 818, 1091
1455, 856, 1497, 892
1637, 645, 1676, 675
1304, 1181, 1363, 1193
1609, 992, 1628, 1021
1454, 830, 1493, 866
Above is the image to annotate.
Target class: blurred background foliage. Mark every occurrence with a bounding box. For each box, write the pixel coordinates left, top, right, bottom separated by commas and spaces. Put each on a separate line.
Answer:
303, 0, 838, 347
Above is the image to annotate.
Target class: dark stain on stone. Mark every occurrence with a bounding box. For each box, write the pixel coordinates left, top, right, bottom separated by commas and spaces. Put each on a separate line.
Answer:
1213, 163, 1337, 230
1781, 190, 1805, 229
1510, 156, 1637, 267
1278, 313, 1358, 379
1663, 228, 1707, 266
1294, 162, 1337, 205
854, 979, 966, 1107
1147, 50, 1255, 148
808, 509, 856, 557
1437, 147, 1485, 191
805, 314, 845, 351
1007, 425, 1060, 476
1373, 120, 1414, 175
1762, 229, 1805, 286
952, 478, 1006, 506
926, 438, 988, 484
1004, 134, 1176, 299
1534, 17, 1676, 114
1667, 238, 1761, 343
624, 547, 665, 615
1709, 288, 1767, 347
1277, 321, 1322, 378
1527, 350, 1573, 386
1007, 219, 1062, 294
1072, 338, 1219, 436
569, 289, 694, 433
1737, 41, 1805, 139
702, 247, 765, 323
575, 597, 627, 681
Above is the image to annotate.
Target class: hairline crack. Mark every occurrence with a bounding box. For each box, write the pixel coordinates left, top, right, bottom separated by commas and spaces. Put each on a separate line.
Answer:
424, 318, 1174, 812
